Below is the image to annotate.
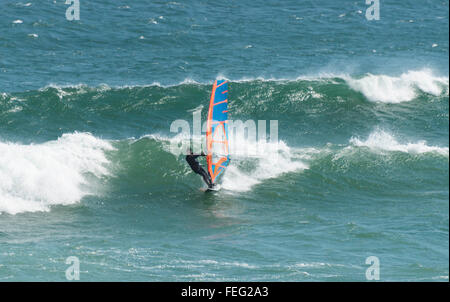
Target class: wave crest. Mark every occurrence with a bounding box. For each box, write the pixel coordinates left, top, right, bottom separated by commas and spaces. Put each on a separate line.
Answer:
344, 69, 448, 103
349, 130, 449, 156
0, 132, 114, 215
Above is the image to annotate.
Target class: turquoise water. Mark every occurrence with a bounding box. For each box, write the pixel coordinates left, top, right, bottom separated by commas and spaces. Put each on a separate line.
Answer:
0, 0, 448, 281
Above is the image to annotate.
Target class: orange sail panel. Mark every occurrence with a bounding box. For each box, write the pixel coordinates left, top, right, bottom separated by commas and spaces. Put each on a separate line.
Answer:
206, 80, 230, 184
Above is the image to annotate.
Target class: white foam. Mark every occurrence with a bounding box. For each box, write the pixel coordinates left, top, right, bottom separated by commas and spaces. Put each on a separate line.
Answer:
0, 133, 114, 215
178, 259, 258, 269
41, 83, 103, 90
112, 78, 200, 89
221, 138, 308, 192
344, 69, 449, 103
7, 106, 22, 113
293, 262, 332, 268
39, 83, 112, 100
214, 73, 339, 85
350, 130, 449, 156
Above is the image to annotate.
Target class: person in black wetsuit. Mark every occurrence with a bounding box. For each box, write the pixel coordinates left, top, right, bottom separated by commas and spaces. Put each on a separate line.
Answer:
185, 148, 213, 188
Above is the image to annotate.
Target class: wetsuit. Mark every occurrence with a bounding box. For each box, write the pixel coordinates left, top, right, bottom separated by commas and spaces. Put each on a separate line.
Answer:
186, 153, 213, 188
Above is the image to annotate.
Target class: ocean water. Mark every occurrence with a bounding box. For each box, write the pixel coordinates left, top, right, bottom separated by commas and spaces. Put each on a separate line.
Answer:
0, 0, 448, 281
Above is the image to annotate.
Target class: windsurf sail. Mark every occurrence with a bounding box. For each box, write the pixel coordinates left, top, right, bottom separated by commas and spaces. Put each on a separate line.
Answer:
206, 80, 230, 184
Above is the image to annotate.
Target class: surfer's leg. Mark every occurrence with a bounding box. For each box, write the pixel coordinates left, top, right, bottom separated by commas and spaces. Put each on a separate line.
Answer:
198, 167, 212, 187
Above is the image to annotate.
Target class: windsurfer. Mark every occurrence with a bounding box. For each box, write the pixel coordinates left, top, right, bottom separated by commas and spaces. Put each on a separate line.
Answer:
185, 148, 214, 188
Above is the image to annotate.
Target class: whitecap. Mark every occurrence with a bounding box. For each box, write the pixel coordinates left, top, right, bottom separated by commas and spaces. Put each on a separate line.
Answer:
0, 133, 114, 215
344, 69, 448, 103
349, 130, 449, 156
